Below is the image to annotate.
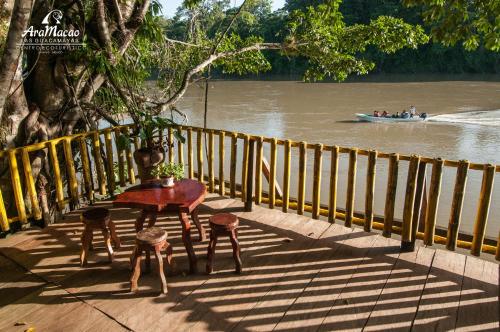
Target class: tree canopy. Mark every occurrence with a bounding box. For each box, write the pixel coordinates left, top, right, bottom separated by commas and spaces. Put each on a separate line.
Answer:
403, 0, 500, 51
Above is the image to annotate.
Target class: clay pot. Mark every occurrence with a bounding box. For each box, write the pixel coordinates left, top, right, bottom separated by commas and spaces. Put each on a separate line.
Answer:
133, 147, 164, 181
160, 176, 175, 188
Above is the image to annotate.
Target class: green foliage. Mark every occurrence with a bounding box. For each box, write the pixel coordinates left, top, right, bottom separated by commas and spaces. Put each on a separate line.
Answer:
165, 0, 429, 83
135, 110, 185, 147
283, 0, 429, 81
403, 0, 500, 51
215, 34, 272, 74
151, 162, 185, 179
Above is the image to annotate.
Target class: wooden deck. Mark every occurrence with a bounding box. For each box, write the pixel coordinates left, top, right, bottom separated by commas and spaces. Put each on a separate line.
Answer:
0, 194, 498, 332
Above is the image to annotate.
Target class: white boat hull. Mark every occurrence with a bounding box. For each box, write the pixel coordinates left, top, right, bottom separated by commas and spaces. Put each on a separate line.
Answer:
356, 113, 426, 123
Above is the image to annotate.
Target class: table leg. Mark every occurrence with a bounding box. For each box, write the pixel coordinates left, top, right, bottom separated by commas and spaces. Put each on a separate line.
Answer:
135, 209, 148, 232
147, 212, 157, 228
179, 211, 198, 274
191, 208, 206, 242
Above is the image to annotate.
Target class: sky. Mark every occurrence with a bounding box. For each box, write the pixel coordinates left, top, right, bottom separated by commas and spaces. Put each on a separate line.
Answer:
158, 0, 286, 17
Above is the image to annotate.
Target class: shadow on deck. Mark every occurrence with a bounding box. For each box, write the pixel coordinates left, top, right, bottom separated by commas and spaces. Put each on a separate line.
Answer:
0, 194, 498, 331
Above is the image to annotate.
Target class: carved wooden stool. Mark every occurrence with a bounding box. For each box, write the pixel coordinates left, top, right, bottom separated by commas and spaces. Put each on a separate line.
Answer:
130, 227, 173, 294
206, 213, 242, 274
80, 207, 120, 266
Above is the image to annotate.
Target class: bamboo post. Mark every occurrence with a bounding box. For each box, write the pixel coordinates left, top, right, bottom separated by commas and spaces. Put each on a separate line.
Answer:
410, 161, 427, 250
297, 141, 307, 215
168, 126, 174, 163
312, 144, 323, 219
177, 126, 184, 166
383, 153, 399, 237
230, 132, 237, 198
345, 148, 358, 227
269, 138, 278, 209
423, 158, 444, 245
114, 128, 126, 187
241, 135, 250, 202
196, 128, 204, 182
187, 128, 193, 179
104, 129, 115, 194
446, 160, 469, 250
255, 136, 263, 204
218, 131, 225, 195
471, 164, 495, 256
92, 132, 106, 195
0, 189, 9, 231
78, 136, 94, 201
208, 130, 215, 192
48, 141, 65, 209
401, 155, 420, 251
496, 231, 500, 261
63, 138, 79, 206
21, 149, 42, 220
364, 150, 377, 231
282, 140, 292, 213
328, 146, 339, 223
245, 139, 255, 211
125, 139, 136, 185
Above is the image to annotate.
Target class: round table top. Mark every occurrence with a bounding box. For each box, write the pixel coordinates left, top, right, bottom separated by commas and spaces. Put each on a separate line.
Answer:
113, 178, 207, 212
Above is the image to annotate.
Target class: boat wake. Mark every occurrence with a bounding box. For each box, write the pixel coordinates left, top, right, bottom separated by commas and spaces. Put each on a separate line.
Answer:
428, 109, 500, 127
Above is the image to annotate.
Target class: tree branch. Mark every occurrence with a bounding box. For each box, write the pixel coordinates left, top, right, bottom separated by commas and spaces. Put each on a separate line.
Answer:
156, 42, 282, 111
111, 0, 126, 31
96, 0, 115, 61
79, 0, 151, 103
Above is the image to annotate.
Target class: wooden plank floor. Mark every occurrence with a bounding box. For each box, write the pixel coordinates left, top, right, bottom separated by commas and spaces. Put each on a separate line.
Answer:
0, 194, 498, 332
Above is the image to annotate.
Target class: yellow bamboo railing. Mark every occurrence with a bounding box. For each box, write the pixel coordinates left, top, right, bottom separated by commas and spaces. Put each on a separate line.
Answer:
0, 123, 498, 260
218, 131, 225, 196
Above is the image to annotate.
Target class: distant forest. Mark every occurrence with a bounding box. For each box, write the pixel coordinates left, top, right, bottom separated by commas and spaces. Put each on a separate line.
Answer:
165, 0, 500, 78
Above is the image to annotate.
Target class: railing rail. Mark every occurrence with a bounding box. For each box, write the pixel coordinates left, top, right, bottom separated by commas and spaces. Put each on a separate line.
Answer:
0, 124, 498, 259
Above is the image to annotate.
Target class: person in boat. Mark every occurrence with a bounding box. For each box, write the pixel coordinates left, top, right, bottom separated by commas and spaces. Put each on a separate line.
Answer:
420, 112, 428, 119
392, 112, 399, 118
401, 110, 410, 119
409, 105, 417, 118
381, 111, 389, 117
373, 110, 380, 117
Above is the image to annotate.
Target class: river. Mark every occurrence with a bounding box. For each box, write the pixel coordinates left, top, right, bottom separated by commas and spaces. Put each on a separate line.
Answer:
169, 80, 500, 238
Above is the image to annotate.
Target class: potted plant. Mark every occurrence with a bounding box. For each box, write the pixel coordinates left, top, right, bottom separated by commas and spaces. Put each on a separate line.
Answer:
126, 110, 184, 181
151, 163, 185, 187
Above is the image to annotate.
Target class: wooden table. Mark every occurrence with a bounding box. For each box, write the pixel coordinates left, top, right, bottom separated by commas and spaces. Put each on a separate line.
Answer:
113, 179, 207, 273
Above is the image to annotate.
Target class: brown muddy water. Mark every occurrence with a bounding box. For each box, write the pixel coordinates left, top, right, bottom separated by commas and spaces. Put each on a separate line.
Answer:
160, 80, 500, 238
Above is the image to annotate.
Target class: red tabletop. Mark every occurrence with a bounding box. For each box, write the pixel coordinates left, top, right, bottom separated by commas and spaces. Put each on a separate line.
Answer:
113, 179, 207, 213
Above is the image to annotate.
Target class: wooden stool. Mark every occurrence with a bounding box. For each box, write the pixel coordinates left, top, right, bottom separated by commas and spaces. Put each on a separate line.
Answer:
206, 213, 242, 274
130, 227, 173, 294
80, 207, 120, 266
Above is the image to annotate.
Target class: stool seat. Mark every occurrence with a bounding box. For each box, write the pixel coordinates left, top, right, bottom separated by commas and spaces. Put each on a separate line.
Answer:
209, 213, 239, 230
82, 207, 110, 222
137, 227, 168, 245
